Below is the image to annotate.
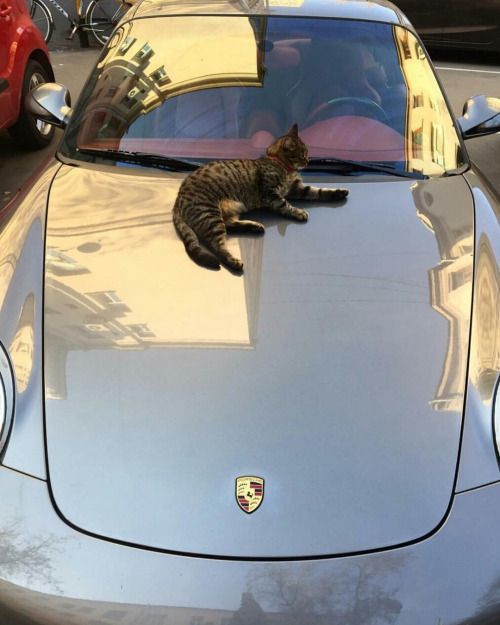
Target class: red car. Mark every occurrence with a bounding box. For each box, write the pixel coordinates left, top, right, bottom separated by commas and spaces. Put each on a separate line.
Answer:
0, 0, 55, 148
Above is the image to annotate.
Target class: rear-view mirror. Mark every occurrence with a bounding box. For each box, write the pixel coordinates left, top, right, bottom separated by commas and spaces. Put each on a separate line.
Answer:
26, 83, 73, 129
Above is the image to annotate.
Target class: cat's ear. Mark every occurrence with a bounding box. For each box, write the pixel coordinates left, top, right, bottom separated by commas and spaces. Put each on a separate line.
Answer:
287, 123, 299, 137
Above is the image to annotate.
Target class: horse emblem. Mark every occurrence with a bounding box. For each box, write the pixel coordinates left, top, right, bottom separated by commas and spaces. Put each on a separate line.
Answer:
235, 476, 264, 514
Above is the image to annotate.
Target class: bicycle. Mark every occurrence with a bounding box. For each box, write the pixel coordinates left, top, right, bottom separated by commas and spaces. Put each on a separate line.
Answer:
29, 0, 129, 46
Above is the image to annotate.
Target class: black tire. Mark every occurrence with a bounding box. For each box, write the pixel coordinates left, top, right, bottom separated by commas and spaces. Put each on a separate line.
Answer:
8, 60, 56, 150
29, 0, 53, 44
86, 0, 128, 46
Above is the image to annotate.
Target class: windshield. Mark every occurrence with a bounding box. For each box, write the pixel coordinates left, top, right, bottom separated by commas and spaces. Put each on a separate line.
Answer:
61, 15, 466, 176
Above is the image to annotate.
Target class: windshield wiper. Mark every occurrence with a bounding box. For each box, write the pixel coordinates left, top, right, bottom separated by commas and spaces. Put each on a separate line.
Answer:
306, 157, 428, 180
75, 148, 200, 172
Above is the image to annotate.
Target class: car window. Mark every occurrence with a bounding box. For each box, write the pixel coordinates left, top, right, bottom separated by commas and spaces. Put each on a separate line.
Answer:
62, 15, 465, 176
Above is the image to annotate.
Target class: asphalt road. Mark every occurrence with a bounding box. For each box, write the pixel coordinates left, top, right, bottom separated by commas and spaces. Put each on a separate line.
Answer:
1, 47, 500, 209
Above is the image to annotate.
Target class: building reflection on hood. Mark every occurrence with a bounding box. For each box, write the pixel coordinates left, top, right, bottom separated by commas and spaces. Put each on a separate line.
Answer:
412, 180, 474, 412
43, 166, 263, 399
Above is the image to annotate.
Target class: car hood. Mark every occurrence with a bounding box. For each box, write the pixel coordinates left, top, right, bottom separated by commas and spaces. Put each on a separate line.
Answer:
43, 164, 473, 558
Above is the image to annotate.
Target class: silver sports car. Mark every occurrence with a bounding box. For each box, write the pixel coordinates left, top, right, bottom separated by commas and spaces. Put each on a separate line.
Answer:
1, 0, 499, 623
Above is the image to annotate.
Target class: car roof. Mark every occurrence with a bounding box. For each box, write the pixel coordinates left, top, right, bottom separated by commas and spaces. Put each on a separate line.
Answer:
130, 0, 412, 28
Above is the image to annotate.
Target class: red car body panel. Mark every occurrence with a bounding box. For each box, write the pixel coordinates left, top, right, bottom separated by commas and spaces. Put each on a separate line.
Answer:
0, 0, 53, 130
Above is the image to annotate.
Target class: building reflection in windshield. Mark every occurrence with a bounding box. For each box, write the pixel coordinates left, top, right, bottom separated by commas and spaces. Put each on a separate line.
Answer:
79, 16, 266, 142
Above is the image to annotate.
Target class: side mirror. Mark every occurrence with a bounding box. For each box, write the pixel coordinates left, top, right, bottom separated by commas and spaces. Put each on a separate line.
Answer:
26, 83, 73, 129
458, 95, 500, 139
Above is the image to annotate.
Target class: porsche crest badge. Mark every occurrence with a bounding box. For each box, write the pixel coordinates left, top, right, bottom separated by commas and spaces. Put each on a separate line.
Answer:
236, 476, 264, 514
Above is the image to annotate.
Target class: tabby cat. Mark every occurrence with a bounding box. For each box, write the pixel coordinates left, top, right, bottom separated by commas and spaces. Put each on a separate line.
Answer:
173, 124, 348, 272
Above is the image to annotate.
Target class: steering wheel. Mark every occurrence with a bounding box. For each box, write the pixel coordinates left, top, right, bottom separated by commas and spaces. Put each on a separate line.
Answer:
306, 96, 389, 125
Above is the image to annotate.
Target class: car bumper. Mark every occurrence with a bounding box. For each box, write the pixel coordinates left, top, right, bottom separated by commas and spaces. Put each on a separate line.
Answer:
0, 464, 498, 625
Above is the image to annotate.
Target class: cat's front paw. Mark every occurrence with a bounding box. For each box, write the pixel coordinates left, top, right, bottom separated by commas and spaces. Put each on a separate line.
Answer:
322, 188, 349, 201
294, 208, 309, 222
228, 257, 244, 273
250, 222, 266, 234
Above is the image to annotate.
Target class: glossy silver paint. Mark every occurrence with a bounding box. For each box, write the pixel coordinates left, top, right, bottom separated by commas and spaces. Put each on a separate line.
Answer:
0, 0, 498, 622
0, 161, 61, 480
0, 465, 500, 624
458, 169, 500, 492
42, 164, 473, 559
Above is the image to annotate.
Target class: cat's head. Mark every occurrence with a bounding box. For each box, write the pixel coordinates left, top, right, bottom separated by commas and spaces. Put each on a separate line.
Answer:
266, 123, 309, 169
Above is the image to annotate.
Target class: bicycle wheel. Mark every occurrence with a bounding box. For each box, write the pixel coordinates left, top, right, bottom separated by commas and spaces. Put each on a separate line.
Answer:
85, 0, 128, 46
29, 0, 54, 44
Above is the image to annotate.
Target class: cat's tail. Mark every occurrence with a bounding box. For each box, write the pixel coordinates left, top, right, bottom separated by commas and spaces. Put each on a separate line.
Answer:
172, 207, 221, 269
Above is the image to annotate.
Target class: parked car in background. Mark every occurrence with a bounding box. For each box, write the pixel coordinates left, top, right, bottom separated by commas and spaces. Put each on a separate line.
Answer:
0, 0, 499, 623
395, 0, 500, 53
0, 0, 54, 148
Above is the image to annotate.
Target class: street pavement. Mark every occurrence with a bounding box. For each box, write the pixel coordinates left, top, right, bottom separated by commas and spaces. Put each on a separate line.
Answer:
43, 0, 102, 50
1, 47, 500, 209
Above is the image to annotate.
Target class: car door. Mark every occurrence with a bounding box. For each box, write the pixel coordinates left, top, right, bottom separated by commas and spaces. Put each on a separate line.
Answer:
439, 0, 500, 50
0, 0, 18, 127
394, 0, 446, 46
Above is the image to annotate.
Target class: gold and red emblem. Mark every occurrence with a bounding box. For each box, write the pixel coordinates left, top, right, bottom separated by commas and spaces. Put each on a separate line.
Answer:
235, 476, 264, 514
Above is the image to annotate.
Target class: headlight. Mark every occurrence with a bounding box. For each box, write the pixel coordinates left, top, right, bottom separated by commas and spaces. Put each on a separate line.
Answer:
0, 343, 14, 460
493, 378, 500, 466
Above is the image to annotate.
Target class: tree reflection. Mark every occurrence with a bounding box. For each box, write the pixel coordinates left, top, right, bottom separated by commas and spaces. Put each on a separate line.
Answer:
230, 592, 268, 625
0, 521, 62, 591
456, 574, 500, 624
247, 554, 407, 625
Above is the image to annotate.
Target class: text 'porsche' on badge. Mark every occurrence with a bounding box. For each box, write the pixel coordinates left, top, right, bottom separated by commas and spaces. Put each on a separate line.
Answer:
235, 476, 264, 514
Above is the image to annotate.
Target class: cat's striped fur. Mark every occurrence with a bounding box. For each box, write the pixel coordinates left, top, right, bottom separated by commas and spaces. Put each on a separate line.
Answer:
173, 124, 348, 272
